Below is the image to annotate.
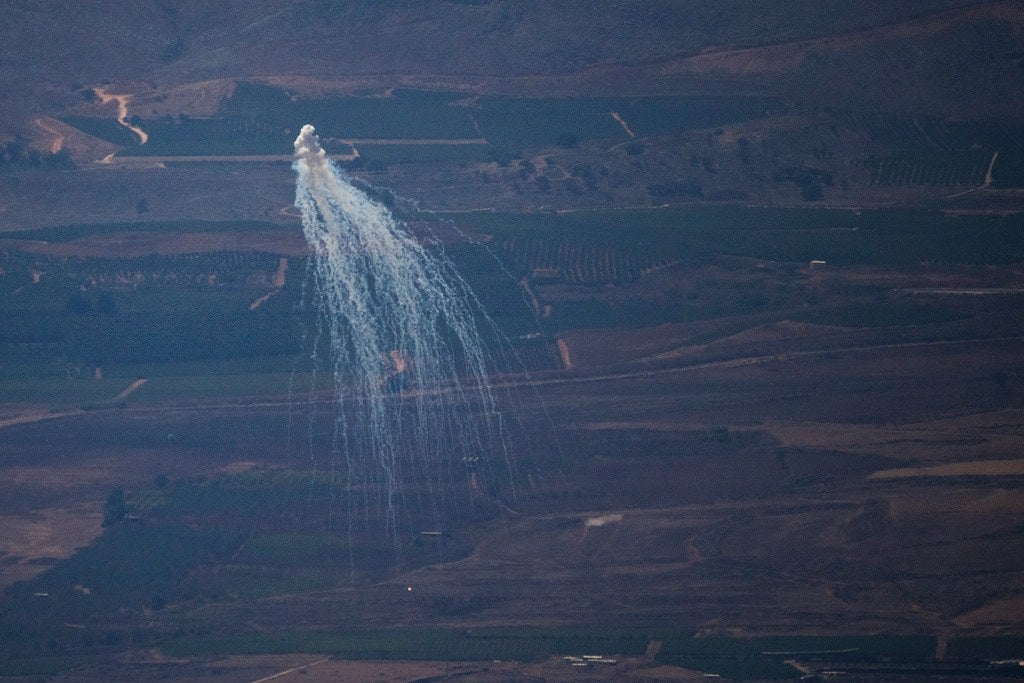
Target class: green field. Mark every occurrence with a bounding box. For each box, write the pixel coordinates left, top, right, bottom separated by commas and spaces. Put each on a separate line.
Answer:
946, 636, 1024, 660
348, 143, 493, 165
2, 206, 1019, 393
3, 626, 951, 680
160, 627, 649, 662
66, 84, 782, 160
656, 634, 935, 680
4, 523, 242, 621
58, 115, 139, 147
449, 206, 1024, 266
0, 219, 287, 243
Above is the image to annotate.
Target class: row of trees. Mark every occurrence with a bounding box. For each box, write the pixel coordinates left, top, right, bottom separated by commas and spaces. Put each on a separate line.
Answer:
0, 140, 74, 170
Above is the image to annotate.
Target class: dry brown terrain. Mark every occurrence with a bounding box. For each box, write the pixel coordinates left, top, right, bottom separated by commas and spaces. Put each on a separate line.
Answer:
1, 4, 1023, 679
2, 311, 1022, 638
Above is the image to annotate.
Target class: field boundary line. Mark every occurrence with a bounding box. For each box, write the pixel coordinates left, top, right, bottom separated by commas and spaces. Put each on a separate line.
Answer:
249, 656, 330, 683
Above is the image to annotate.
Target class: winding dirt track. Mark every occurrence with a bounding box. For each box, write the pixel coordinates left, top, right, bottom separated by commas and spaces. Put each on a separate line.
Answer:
93, 88, 148, 144
33, 118, 65, 153
112, 378, 148, 401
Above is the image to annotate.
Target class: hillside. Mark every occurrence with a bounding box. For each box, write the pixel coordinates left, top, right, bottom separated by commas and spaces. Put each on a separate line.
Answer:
2, 0, 1023, 139
3, 3, 1024, 680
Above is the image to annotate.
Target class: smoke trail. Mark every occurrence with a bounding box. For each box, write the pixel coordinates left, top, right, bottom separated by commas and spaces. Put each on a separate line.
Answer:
292, 125, 516, 547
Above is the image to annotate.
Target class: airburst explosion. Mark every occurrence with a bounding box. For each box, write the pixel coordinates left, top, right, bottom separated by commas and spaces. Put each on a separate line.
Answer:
292, 124, 516, 543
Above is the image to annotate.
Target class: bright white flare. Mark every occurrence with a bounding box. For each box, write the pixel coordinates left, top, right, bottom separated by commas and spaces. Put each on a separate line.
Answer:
294, 124, 327, 170
292, 124, 512, 540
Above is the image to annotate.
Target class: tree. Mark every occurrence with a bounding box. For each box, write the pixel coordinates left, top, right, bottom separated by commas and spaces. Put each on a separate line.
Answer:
96, 292, 117, 314
625, 142, 645, 156
487, 146, 519, 166
64, 292, 93, 314
102, 488, 126, 526
737, 136, 752, 164
801, 184, 824, 201
555, 132, 578, 149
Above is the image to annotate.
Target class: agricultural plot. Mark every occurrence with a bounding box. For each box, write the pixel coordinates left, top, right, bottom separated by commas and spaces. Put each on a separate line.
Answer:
847, 113, 1024, 191
161, 627, 649, 662
844, 112, 1024, 151
470, 97, 629, 150
57, 115, 139, 147
2, 204, 1024, 681
498, 238, 677, 285
348, 143, 492, 166
118, 116, 292, 156
991, 148, 1024, 188
64, 83, 781, 162
612, 95, 784, 137
470, 95, 782, 149
868, 150, 992, 187
452, 206, 1024, 266
656, 634, 937, 680
0, 247, 304, 380
4, 523, 240, 622
0, 219, 285, 242
792, 301, 964, 328
225, 84, 478, 140
0, 226, 557, 399
122, 86, 479, 158
3, 207, 1022, 388
440, 206, 1024, 332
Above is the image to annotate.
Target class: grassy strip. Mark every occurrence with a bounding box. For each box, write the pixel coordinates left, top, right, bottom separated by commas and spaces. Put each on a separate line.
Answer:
449, 206, 1024, 266
65, 85, 781, 156
0, 219, 288, 243
0, 377, 128, 408
348, 143, 493, 165
0, 656, 92, 677
128, 372, 307, 403
0, 371, 328, 409
162, 627, 648, 661
6, 524, 243, 621
947, 636, 1024, 660
657, 634, 935, 679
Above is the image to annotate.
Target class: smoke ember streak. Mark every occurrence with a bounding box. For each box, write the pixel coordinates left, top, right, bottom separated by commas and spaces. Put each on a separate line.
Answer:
292, 125, 515, 546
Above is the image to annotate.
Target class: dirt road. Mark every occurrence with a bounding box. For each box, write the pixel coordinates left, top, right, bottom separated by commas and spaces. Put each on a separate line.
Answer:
33, 118, 65, 153
112, 378, 148, 401
94, 88, 148, 144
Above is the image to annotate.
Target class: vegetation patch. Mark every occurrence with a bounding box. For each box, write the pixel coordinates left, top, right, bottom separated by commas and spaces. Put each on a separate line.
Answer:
792, 302, 964, 329
61, 84, 782, 159
656, 634, 934, 680
161, 626, 648, 661
0, 655, 92, 677
5, 523, 243, 621
947, 636, 1024, 660
449, 207, 1024, 266
0, 219, 286, 243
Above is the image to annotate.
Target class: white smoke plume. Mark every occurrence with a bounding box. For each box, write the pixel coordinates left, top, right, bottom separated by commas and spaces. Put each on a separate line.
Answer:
291, 123, 521, 543
294, 124, 327, 171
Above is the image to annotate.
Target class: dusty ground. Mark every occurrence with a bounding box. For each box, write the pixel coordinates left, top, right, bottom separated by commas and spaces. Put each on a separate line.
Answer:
0, 505, 102, 587
0, 268, 1021, 683
2, 322, 1021, 635
54, 653, 707, 682
1, 228, 308, 258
